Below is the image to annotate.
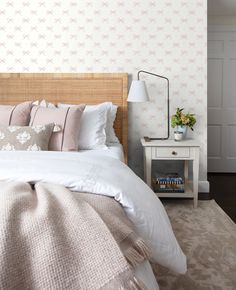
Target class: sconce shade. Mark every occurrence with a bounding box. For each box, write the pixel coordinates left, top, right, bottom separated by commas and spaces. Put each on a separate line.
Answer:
127, 80, 150, 102
128, 70, 170, 140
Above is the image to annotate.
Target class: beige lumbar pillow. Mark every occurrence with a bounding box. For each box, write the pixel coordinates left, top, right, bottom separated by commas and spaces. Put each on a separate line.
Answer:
0, 124, 54, 151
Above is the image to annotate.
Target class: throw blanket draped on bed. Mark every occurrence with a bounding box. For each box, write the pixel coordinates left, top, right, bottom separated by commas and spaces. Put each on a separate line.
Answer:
0, 151, 187, 274
0, 181, 149, 290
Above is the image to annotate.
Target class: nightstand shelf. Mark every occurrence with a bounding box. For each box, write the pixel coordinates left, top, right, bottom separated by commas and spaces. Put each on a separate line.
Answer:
156, 184, 193, 198
141, 138, 200, 207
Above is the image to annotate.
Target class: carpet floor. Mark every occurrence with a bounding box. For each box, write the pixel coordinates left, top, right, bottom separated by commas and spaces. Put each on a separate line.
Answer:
151, 200, 236, 290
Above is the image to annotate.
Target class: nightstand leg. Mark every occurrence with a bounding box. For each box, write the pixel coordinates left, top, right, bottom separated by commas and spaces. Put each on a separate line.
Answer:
184, 160, 189, 184
145, 147, 152, 187
143, 148, 146, 182
193, 149, 200, 208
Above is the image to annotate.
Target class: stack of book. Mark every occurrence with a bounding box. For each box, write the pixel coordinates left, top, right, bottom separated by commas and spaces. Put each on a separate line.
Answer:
152, 172, 184, 193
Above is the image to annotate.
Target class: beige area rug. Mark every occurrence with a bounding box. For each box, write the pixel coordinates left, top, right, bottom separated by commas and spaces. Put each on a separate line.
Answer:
151, 200, 236, 290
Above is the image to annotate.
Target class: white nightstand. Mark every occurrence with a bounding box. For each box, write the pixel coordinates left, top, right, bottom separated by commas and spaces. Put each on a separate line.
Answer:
141, 138, 200, 208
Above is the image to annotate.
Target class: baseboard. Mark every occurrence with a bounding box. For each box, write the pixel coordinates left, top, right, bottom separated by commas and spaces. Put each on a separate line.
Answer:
199, 181, 210, 193
188, 180, 210, 193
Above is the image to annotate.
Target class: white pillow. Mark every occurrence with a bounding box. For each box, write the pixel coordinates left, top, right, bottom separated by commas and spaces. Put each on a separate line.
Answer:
105, 103, 119, 144
33, 100, 56, 108
58, 102, 108, 150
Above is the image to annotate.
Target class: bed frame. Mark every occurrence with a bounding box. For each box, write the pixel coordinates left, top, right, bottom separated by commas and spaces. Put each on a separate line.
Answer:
0, 73, 128, 162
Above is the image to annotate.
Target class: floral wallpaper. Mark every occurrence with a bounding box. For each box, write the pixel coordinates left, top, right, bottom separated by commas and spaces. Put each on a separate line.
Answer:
0, 1, 208, 189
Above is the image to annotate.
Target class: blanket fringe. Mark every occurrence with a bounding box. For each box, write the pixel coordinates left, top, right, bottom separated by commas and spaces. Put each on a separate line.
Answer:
117, 276, 147, 290
126, 276, 148, 290
124, 238, 150, 267
101, 270, 147, 290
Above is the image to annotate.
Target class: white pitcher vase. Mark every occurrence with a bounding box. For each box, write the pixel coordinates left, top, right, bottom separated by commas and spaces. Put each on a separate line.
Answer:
176, 125, 188, 139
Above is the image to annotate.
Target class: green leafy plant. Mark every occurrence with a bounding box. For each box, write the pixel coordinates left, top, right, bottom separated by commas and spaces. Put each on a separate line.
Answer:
171, 108, 196, 131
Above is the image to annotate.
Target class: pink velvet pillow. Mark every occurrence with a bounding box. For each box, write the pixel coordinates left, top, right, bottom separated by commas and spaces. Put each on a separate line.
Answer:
0, 102, 32, 126
30, 105, 85, 151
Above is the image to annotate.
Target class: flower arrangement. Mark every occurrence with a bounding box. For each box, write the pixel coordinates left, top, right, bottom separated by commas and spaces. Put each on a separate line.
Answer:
171, 108, 196, 131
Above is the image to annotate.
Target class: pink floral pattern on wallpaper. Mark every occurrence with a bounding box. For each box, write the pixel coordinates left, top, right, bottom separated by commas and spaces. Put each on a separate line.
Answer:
0, 1, 207, 180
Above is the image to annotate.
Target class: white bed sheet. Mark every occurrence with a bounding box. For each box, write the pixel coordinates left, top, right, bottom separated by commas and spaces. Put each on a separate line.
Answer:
79, 143, 124, 162
135, 260, 159, 290
0, 143, 124, 162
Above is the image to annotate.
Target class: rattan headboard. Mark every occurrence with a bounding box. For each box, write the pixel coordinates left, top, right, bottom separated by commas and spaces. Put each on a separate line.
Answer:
0, 73, 128, 162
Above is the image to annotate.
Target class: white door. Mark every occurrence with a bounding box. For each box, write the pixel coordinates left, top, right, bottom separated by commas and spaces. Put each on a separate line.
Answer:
208, 26, 236, 172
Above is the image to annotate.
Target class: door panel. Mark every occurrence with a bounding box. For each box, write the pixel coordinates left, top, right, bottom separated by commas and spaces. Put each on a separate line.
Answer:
228, 41, 236, 56
227, 126, 236, 157
208, 58, 223, 108
208, 40, 224, 54
228, 59, 236, 107
208, 125, 222, 158
208, 29, 236, 172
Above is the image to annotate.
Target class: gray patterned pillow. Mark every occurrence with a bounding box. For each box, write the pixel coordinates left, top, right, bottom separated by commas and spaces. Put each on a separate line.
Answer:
0, 124, 54, 151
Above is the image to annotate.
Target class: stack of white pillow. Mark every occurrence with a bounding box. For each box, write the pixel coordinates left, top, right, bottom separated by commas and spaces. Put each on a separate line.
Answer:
34, 100, 119, 150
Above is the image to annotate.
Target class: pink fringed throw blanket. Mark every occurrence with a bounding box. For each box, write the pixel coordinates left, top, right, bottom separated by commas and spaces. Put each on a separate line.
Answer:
0, 182, 149, 290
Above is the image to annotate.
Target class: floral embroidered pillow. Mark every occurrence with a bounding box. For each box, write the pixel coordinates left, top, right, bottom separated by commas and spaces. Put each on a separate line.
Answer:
0, 124, 54, 151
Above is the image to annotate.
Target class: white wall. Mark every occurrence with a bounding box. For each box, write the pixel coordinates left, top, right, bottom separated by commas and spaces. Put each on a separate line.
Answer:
0, 1, 207, 188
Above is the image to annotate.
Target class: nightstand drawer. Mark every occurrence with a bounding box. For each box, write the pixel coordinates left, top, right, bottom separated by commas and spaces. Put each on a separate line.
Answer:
154, 147, 190, 158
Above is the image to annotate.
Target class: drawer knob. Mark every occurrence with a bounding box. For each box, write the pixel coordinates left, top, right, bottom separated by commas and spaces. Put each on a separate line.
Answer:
172, 151, 178, 155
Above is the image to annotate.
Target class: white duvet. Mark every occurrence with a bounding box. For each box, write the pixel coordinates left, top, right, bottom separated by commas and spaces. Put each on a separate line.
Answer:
0, 151, 187, 274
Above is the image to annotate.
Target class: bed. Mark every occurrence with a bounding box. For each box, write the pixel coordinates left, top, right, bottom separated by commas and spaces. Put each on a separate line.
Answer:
0, 73, 186, 290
